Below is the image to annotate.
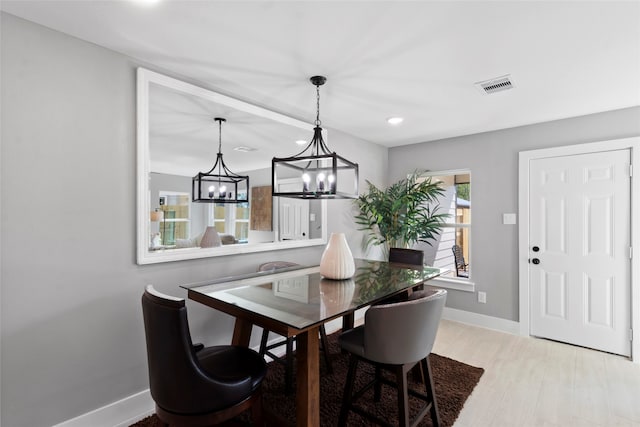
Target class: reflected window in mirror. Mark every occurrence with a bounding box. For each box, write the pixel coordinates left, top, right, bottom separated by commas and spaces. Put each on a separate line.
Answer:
210, 198, 249, 244
158, 192, 190, 246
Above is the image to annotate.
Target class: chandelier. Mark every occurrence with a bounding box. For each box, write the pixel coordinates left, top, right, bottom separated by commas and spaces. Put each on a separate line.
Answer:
192, 117, 249, 204
272, 76, 359, 199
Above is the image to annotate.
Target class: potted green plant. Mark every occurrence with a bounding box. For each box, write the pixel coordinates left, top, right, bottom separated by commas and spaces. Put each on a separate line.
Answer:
354, 170, 449, 259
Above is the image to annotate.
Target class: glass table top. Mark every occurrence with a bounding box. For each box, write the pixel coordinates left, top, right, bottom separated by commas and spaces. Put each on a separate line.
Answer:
182, 259, 445, 330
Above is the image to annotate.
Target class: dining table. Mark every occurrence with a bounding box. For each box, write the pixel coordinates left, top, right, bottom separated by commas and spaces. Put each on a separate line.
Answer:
182, 258, 445, 427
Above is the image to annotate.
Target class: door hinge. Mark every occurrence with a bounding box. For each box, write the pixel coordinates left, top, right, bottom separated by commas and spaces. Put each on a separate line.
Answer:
631, 246, 634, 260
630, 164, 633, 177
630, 328, 634, 342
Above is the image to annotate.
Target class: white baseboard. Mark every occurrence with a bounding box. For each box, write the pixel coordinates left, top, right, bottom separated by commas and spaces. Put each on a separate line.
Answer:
56, 307, 513, 427
51, 389, 154, 427
442, 306, 520, 335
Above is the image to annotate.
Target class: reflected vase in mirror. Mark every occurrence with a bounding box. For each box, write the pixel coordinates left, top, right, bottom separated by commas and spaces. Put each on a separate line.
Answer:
320, 233, 355, 280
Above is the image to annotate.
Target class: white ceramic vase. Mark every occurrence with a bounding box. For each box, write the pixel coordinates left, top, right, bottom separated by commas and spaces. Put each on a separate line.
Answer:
320, 233, 355, 280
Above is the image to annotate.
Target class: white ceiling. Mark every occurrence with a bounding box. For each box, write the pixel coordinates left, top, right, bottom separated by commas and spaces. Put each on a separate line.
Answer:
3, 1, 639, 157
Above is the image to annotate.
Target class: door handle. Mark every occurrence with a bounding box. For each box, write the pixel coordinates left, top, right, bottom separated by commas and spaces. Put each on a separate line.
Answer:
532, 258, 540, 265
532, 246, 540, 252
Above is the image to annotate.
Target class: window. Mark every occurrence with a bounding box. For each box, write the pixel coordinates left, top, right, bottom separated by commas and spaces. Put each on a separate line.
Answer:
210, 192, 249, 242
234, 203, 249, 241
159, 192, 190, 245
423, 171, 471, 279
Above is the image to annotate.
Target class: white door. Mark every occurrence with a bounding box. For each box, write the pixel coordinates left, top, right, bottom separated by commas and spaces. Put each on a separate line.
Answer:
278, 182, 310, 241
529, 149, 631, 356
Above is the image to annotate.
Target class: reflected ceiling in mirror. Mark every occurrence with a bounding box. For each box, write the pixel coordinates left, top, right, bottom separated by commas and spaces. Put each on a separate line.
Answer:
149, 80, 311, 176
137, 68, 327, 264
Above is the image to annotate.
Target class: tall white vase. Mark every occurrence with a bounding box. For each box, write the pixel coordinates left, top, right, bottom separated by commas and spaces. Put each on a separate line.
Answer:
320, 233, 355, 280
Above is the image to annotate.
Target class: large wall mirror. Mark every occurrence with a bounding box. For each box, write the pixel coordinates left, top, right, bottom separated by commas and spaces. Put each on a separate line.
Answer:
137, 68, 327, 264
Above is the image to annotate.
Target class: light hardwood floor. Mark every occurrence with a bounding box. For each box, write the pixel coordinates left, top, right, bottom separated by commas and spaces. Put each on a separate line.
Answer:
432, 320, 640, 427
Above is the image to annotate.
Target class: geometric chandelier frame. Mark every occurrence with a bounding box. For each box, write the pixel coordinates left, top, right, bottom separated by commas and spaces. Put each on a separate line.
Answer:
272, 76, 359, 199
192, 117, 249, 204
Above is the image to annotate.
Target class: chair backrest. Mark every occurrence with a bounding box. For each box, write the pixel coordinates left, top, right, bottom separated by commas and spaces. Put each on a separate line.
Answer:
389, 248, 424, 266
363, 289, 447, 365
142, 285, 237, 414
257, 261, 300, 272
451, 245, 466, 272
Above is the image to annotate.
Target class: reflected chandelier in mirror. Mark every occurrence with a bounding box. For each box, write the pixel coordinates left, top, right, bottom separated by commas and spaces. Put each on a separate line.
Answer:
192, 117, 250, 204
137, 68, 327, 264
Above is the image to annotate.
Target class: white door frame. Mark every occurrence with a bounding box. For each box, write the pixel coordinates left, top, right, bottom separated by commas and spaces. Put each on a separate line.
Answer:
518, 136, 640, 362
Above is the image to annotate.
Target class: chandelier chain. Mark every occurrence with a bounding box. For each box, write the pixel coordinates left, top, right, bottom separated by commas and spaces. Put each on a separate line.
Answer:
218, 119, 222, 154
217, 119, 223, 182
315, 84, 321, 127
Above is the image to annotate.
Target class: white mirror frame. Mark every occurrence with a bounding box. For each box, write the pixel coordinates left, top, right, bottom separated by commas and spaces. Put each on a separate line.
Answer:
136, 68, 327, 264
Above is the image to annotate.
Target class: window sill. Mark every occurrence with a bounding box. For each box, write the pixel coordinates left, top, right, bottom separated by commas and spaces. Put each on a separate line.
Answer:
427, 277, 475, 292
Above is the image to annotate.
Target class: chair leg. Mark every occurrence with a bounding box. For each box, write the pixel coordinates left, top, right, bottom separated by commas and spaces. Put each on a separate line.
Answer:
319, 325, 333, 374
395, 365, 411, 427
261, 326, 333, 395
259, 329, 269, 357
284, 337, 295, 394
422, 357, 441, 427
338, 356, 359, 427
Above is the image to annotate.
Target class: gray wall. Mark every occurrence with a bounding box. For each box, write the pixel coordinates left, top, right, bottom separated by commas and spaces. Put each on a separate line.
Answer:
0, 14, 387, 427
389, 106, 640, 322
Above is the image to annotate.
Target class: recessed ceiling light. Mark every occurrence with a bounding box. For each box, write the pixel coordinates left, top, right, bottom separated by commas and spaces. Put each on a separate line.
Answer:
132, 0, 160, 5
295, 140, 307, 145
234, 146, 256, 152
387, 117, 404, 125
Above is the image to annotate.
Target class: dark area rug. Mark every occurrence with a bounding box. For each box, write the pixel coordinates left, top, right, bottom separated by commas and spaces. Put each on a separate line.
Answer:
131, 331, 483, 426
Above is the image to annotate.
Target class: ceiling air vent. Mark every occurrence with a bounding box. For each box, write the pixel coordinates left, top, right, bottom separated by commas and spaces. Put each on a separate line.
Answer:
475, 75, 514, 94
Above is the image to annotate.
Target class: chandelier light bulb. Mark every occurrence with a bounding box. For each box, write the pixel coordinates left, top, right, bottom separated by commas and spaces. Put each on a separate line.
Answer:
317, 172, 326, 191
302, 173, 311, 192
327, 174, 336, 191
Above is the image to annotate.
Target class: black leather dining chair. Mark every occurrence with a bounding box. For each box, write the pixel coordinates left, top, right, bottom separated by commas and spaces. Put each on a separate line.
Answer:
257, 261, 333, 394
389, 247, 424, 266
141, 285, 267, 426
338, 289, 447, 427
